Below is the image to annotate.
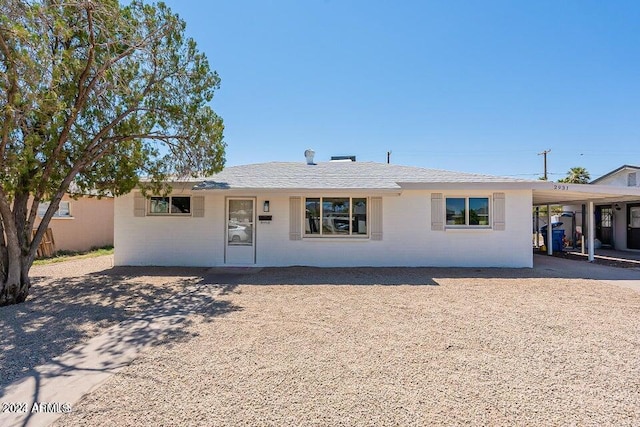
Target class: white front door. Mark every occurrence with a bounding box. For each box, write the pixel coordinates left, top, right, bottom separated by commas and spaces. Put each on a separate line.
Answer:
225, 198, 256, 265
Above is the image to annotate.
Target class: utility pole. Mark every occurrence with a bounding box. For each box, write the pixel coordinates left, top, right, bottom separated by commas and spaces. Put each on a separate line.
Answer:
387, 151, 391, 164
538, 149, 551, 180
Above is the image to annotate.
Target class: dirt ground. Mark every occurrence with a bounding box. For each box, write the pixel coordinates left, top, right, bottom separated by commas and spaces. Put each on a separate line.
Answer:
2, 256, 639, 425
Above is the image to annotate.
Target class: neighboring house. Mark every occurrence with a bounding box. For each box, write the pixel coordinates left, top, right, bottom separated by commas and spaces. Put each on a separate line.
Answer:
114, 155, 640, 268
587, 165, 640, 250
34, 193, 114, 252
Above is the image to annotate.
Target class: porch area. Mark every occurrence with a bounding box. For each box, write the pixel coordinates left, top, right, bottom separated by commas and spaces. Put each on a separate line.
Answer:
532, 181, 640, 262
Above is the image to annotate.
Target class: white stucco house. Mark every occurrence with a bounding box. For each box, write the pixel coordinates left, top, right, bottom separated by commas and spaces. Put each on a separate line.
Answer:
114, 155, 640, 268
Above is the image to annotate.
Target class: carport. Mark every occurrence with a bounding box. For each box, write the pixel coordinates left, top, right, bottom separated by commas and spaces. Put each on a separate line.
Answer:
533, 181, 640, 262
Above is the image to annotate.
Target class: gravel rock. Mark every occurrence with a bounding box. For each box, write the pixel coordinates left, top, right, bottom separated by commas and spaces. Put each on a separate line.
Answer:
46, 266, 640, 426
0, 256, 202, 389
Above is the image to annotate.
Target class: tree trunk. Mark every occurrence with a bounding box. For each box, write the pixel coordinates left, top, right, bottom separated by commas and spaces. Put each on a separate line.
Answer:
0, 269, 30, 306
0, 228, 30, 306
0, 190, 31, 306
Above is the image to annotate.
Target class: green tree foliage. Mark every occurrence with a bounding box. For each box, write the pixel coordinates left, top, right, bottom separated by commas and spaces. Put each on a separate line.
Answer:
0, 0, 225, 305
557, 167, 590, 184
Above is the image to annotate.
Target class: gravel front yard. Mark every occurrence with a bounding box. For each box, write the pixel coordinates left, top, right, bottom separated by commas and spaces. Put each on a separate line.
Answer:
30, 261, 639, 426
0, 256, 208, 389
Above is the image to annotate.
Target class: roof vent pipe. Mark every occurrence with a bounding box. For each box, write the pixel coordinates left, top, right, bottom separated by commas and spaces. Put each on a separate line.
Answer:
304, 149, 315, 165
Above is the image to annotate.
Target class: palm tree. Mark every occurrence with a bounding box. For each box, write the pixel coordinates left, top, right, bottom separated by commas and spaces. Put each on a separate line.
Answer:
558, 167, 590, 184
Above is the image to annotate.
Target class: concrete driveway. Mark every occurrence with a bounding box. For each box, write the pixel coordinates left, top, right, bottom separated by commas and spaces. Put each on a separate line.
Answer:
534, 253, 640, 292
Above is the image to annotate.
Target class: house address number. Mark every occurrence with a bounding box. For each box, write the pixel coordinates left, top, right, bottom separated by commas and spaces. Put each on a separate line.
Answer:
553, 184, 569, 190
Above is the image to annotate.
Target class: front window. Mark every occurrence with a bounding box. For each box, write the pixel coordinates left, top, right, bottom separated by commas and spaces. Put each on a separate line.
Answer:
305, 197, 367, 236
446, 198, 465, 225
469, 198, 489, 225
446, 197, 490, 227
149, 196, 191, 215
171, 196, 191, 214
37, 201, 71, 218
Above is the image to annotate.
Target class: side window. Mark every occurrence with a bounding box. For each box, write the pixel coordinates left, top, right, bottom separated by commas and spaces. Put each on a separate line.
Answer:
38, 201, 71, 218
445, 197, 490, 227
628, 172, 637, 187
469, 198, 489, 225
446, 198, 465, 225
149, 196, 191, 215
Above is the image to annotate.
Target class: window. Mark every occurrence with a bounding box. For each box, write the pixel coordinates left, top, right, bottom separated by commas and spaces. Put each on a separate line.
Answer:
228, 199, 254, 245
149, 196, 191, 215
305, 197, 367, 236
628, 172, 637, 187
37, 201, 71, 218
446, 197, 490, 227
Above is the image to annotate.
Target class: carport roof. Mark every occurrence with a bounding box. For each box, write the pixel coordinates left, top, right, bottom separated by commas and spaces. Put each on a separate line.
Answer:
532, 181, 640, 205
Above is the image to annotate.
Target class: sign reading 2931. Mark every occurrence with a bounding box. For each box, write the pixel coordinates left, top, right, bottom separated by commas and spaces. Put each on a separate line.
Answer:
553, 184, 569, 190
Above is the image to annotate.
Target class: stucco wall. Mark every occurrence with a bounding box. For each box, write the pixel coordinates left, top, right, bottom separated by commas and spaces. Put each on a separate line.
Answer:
115, 188, 533, 268
34, 195, 114, 252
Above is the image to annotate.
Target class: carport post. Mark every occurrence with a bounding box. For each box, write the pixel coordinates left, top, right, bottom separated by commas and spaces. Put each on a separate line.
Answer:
535, 207, 540, 247
547, 204, 553, 255
588, 201, 595, 262
581, 203, 586, 254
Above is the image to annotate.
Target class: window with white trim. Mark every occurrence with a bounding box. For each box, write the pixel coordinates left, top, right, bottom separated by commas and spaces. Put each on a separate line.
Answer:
305, 197, 367, 236
445, 197, 490, 227
38, 201, 71, 218
149, 196, 191, 215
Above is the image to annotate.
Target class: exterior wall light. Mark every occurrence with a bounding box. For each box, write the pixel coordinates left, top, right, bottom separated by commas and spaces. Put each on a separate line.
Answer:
263, 200, 270, 212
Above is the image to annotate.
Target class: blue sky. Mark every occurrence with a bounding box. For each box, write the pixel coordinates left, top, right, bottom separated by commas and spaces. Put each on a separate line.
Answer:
161, 0, 639, 180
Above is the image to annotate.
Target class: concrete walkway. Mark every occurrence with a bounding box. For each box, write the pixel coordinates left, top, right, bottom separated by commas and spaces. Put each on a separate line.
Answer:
534, 253, 640, 292
564, 247, 640, 265
0, 285, 221, 427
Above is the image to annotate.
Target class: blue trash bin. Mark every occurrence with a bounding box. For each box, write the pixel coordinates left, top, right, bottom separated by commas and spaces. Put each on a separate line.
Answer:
541, 223, 564, 252
552, 229, 564, 252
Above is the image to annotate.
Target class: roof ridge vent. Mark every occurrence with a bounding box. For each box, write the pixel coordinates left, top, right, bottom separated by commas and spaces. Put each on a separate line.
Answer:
304, 149, 316, 165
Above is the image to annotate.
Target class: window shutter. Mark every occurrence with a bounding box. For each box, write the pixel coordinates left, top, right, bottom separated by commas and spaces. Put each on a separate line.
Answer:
192, 196, 205, 217
289, 197, 302, 240
431, 193, 444, 231
134, 192, 146, 217
493, 192, 505, 231
370, 197, 383, 240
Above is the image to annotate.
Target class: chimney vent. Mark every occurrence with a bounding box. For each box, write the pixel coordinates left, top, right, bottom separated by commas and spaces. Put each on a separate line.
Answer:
304, 149, 315, 165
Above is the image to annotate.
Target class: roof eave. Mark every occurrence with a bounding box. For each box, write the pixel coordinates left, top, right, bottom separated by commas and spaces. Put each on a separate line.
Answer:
191, 186, 403, 194
397, 181, 535, 190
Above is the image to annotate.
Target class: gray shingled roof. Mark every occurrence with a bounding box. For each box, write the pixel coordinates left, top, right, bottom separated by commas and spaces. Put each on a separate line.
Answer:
192, 162, 531, 190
